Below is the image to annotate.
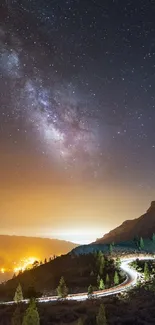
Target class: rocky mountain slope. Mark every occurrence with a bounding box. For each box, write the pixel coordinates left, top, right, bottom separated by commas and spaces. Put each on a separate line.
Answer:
95, 201, 155, 244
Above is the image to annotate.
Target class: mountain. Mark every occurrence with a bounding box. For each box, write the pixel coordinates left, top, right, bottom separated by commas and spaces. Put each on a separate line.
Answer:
0, 235, 78, 269
95, 201, 155, 244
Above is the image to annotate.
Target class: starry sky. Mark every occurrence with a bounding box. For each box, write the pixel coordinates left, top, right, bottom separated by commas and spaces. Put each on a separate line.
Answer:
0, 0, 155, 244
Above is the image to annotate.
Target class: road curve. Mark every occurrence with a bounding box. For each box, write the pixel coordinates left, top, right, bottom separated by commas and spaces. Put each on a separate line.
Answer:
2, 255, 155, 305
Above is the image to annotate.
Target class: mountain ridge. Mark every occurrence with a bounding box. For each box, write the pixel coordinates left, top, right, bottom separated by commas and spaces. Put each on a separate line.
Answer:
0, 235, 78, 268
95, 201, 155, 244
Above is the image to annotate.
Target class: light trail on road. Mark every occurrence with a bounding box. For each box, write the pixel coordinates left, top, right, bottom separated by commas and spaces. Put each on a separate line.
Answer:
1, 255, 154, 305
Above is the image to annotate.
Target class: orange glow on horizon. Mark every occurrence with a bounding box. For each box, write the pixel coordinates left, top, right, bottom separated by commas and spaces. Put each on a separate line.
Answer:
13, 256, 39, 274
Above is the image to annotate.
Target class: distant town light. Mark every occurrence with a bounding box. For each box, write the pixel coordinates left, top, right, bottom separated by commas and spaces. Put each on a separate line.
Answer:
13, 257, 39, 274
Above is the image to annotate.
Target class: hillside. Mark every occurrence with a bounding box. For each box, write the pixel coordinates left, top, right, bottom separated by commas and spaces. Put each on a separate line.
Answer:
95, 201, 155, 244
0, 235, 78, 268
0, 252, 122, 301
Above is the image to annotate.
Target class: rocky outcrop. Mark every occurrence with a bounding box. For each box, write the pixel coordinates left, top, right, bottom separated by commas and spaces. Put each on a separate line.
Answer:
95, 202, 155, 244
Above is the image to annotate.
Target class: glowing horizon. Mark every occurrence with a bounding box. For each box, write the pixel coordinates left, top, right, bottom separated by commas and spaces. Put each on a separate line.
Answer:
0, 227, 106, 245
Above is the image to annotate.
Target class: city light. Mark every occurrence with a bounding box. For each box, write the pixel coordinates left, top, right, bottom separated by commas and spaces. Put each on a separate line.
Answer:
13, 257, 39, 274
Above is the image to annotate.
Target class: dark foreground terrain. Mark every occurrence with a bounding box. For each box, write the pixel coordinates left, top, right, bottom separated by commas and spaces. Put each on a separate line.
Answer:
1, 284, 155, 325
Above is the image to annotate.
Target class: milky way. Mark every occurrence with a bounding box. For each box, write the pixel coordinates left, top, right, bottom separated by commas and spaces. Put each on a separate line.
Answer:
0, 23, 102, 178
1, 0, 155, 187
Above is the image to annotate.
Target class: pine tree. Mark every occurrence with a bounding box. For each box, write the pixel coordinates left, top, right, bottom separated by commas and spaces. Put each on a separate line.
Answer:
32, 261, 39, 268
114, 271, 119, 285
97, 274, 100, 288
105, 274, 110, 288
140, 237, 144, 249
96, 304, 107, 325
109, 244, 113, 254
88, 284, 93, 297
77, 318, 84, 325
22, 299, 40, 325
44, 258, 47, 264
134, 236, 139, 249
12, 306, 21, 325
99, 255, 105, 276
96, 251, 102, 269
57, 276, 68, 298
98, 251, 103, 260
96, 251, 105, 275
152, 233, 155, 243
99, 279, 105, 290
144, 262, 150, 280
14, 284, 23, 303
115, 257, 121, 269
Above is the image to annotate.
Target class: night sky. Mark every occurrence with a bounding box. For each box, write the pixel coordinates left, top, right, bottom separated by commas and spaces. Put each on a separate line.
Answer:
0, 0, 155, 243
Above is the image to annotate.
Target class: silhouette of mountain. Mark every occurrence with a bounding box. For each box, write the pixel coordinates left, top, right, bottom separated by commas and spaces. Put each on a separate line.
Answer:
95, 201, 155, 244
0, 235, 78, 268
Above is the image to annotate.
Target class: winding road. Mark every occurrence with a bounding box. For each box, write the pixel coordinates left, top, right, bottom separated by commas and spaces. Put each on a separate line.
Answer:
3, 255, 155, 305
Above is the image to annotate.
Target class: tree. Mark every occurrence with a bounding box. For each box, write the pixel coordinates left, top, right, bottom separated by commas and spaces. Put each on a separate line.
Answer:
96, 251, 105, 275
96, 304, 107, 325
114, 271, 119, 285
88, 284, 93, 297
97, 274, 100, 288
14, 284, 23, 303
152, 233, 155, 243
12, 306, 21, 325
32, 261, 39, 268
99, 255, 105, 276
44, 258, 47, 264
99, 279, 105, 290
134, 235, 139, 249
97, 251, 104, 265
22, 299, 40, 325
57, 276, 68, 298
140, 237, 144, 250
90, 270, 94, 276
77, 318, 84, 325
144, 262, 150, 280
109, 244, 113, 254
105, 274, 110, 288
115, 257, 121, 269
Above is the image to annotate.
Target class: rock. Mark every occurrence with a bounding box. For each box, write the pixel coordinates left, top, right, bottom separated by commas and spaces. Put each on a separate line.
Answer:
95, 202, 155, 244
